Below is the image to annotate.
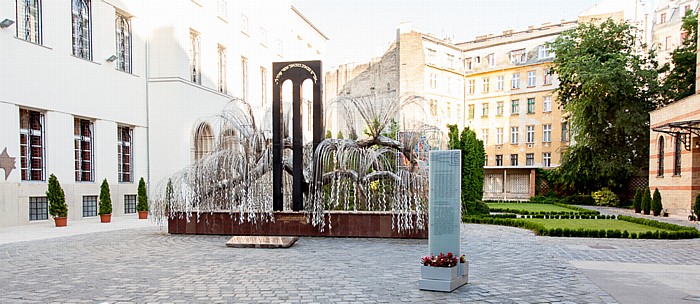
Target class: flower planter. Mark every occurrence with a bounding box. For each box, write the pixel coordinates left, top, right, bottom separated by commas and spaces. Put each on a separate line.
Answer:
421, 265, 459, 281
138, 211, 148, 219
100, 214, 112, 223
54, 217, 67, 227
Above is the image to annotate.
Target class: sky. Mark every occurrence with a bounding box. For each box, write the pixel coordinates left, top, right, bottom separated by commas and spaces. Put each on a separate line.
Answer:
291, 0, 649, 68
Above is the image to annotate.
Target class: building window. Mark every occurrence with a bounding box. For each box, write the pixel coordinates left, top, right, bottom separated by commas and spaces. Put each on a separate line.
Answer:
543, 152, 551, 167
240, 13, 248, 33
543, 68, 553, 85
465, 57, 472, 70
512, 73, 520, 89
482, 77, 490, 93
71, 0, 92, 60
511, 127, 519, 144
19, 109, 45, 181
447, 77, 452, 93
261, 67, 268, 106
29, 197, 48, 221
486, 53, 495, 67
526, 153, 534, 166
484, 154, 488, 166
665, 36, 672, 51
426, 48, 437, 64
241, 57, 248, 101
115, 13, 132, 73
482, 103, 489, 117
527, 98, 535, 114
124, 194, 136, 214
74, 118, 94, 182
526, 125, 535, 143
561, 122, 569, 142
496, 155, 503, 166
674, 136, 682, 176
83, 195, 97, 217
467, 79, 474, 94
510, 154, 518, 166
430, 73, 437, 90
447, 54, 455, 69
660, 13, 666, 24
16, 0, 42, 44
216, 0, 227, 18
468, 104, 475, 119
543, 96, 552, 112
510, 49, 526, 64
217, 44, 227, 93
543, 124, 552, 143
496, 76, 504, 91
527, 71, 536, 87
496, 128, 504, 145
194, 123, 214, 160
658, 136, 664, 177
446, 102, 451, 118
511, 99, 519, 114
538, 45, 553, 59
190, 29, 201, 84
481, 129, 488, 145
496, 101, 503, 116
118, 126, 133, 183
429, 99, 438, 116
260, 27, 268, 46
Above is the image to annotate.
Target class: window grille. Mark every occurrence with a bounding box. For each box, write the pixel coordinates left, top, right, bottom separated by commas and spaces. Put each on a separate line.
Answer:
74, 118, 94, 182
124, 194, 136, 214
16, 0, 41, 44
118, 126, 133, 182
83, 195, 97, 217
72, 0, 92, 60
115, 13, 131, 73
29, 197, 48, 221
658, 137, 664, 177
19, 109, 44, 181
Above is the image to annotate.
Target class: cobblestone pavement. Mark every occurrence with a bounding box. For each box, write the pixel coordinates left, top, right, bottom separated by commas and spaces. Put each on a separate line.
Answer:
1, 223, 698, 303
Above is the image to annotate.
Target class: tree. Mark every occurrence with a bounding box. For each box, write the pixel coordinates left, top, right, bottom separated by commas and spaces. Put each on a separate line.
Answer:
325, 130, 332, 139
137, 177, 148, 212
337, 131, 344, 139
662, 12, 697, 103
550, 19, 663, 194
99, 179, 112, 215
47, 174, 67, 218
693, 193, 700, 219
651, 188, 663, 216
448, 125, 486, 216
642, 188, 651, 215
633, 188, 642, 213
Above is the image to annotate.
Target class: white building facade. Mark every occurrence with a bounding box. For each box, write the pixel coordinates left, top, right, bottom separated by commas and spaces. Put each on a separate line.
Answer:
0, 0, 326, 228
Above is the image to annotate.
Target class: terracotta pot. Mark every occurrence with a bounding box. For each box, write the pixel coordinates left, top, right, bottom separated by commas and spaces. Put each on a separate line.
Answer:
100, 214, 112, 223
138, 211, 148, 219
54, 217, 67, 227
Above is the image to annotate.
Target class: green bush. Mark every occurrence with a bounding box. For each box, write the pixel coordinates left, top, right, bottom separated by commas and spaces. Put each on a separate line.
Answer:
622, 230, 629, 238
47, 174, 68, 218
592, 188, 620, 207
563, 194, 595, 206
641, 188, 651, 215
651, 188, 663, 216
630, 232, 637, 239
693, 193, 700, 218
137, 177, 148, 212
633, 188, 642, 213
99, 179, 112, 215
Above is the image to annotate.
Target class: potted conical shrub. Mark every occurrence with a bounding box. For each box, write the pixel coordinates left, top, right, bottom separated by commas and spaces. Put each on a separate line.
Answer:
692, 193, 700, 221
137, 177, 148, 219
642, 188, 651, 215
651, 188, 663, 216
99, 179, 112, 223
47, 174, 68, 227
633, 188, 642, 213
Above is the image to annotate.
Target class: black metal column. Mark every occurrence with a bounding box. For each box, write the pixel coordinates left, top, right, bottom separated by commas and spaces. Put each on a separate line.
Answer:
312, 64, 324, 152
272, 72, 283, 211
292, 82, 304, 211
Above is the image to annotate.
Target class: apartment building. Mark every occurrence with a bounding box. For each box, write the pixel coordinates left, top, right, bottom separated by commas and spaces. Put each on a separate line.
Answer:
0, 0, 325, 228
651, 0, 699, 68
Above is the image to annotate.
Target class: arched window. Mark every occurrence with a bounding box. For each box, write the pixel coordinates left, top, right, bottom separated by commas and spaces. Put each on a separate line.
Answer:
674, 136, 682, 176
17, 0, 42, 44
115, 13, 131, 73
194, 124, 214, 161
72, 0, 92, 60
219, 128, 239, 151
658, 136, 664, 176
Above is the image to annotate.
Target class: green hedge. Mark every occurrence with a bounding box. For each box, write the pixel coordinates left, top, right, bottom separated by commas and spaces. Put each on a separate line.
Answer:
464, 216, 699, 239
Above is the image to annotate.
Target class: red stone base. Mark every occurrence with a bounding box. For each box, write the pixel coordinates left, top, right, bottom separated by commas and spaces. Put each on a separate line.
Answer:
168, 211, 427, 239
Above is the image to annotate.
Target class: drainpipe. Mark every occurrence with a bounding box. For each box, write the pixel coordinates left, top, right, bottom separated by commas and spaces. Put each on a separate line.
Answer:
145, 35, 151, 191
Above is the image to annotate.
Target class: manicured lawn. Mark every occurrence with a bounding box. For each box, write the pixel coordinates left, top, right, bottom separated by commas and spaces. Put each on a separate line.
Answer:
521, 219, 675, 234
486, 203, 575, 213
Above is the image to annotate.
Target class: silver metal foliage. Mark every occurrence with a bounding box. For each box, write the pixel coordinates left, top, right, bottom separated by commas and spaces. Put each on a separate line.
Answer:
152, 95, 436, 232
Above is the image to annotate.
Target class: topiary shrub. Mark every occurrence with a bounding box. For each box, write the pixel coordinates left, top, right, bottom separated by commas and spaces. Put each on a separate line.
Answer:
99, 179, 112, 215
642, 188, 651, 215
633, 188, 642, 213
47, 174, 68, 218
693, 193, 700, 220
592, 188, 620, 207
630, 232, 637, 239
651, 188, 663, 216
137, 177, 148, 212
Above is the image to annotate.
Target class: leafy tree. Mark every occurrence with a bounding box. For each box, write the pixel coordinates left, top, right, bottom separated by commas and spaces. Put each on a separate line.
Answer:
447, 125, 486, 216
693, 193, 700, 219
99, 179, 112, 215
47, 174, 67, 218
381, 119, 399, 140
651, 188, 663, 216
550, 19, 663, 194
633, 188, 642, 213
662, 12, 697, 103
642, 188, 651, 215
325, 130, 332, 139
137, 177, 148, 212
337, 131, 344, 139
